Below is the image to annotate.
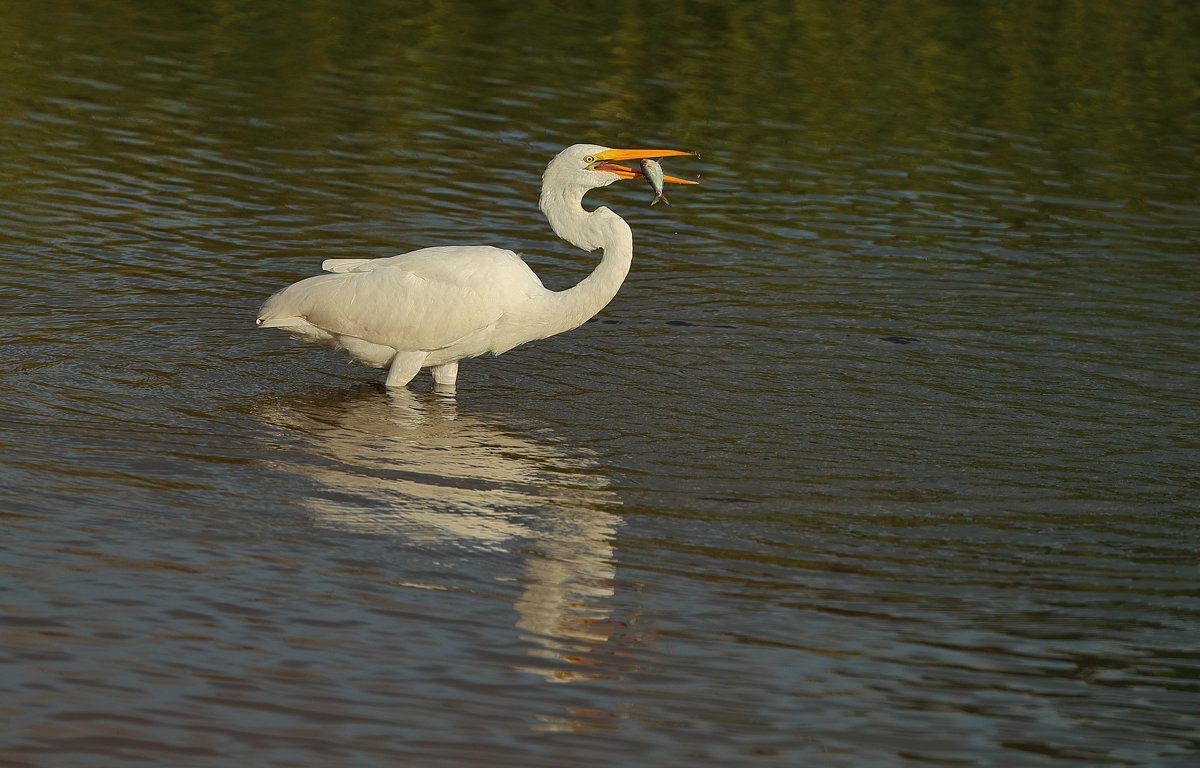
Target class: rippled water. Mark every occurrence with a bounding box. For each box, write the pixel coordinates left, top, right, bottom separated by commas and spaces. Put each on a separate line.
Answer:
3, 2, 1198, 766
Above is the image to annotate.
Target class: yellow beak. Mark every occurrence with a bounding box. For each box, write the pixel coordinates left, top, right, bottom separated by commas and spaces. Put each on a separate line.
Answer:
591, 148, 699, 184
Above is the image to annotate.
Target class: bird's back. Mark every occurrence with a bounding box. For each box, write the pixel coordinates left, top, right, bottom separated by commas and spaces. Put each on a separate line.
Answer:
257, 246, 549, 359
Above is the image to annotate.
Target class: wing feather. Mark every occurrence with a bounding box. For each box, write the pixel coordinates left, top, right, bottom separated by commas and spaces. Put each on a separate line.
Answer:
322, 258, 373, 273
258, 246, 547, 355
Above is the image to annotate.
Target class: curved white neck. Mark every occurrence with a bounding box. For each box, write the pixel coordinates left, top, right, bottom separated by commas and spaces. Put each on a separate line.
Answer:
538, 185, 634, 336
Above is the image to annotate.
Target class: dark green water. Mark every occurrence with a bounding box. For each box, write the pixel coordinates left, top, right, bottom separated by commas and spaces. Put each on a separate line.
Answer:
2, 2, 1198, 766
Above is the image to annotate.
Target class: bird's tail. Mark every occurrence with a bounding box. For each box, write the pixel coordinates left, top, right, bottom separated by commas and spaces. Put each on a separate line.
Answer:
257, 316, 305, 328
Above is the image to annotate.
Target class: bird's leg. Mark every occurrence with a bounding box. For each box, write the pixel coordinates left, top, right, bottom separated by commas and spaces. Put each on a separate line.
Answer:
385, 352, 424, 388
430, 361, 459, 388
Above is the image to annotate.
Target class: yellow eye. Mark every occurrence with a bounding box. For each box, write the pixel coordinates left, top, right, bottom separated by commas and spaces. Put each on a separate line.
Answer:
584, 155, 595, 163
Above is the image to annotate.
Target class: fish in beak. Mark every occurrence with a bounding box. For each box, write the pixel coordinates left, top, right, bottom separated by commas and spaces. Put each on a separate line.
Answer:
588, 148, 699, 187
640, 158, 671, 205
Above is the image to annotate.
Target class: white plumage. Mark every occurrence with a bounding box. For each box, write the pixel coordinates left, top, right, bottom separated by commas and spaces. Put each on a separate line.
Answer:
257, 143, 695, 389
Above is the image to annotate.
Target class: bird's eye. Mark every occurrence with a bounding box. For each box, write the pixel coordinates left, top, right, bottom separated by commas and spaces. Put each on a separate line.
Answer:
584, 155, 595, 164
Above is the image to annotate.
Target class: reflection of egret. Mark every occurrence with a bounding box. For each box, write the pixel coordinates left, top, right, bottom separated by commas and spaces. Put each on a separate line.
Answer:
257, 145, 697, 389
257, 385, 621, 680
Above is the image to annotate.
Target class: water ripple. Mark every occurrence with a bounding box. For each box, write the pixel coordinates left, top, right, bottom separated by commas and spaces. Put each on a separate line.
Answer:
2, 4, 1197, 766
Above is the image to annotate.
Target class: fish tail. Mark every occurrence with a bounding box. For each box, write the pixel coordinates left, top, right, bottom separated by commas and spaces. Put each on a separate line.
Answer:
652, 193, 670, 206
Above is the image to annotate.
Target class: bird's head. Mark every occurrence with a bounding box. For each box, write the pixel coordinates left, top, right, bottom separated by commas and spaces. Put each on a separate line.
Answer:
540, 143, 698, 251
547, 143, 698, 191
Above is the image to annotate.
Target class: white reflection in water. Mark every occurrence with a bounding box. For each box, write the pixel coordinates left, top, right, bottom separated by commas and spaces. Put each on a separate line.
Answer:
257, 385, 620, 682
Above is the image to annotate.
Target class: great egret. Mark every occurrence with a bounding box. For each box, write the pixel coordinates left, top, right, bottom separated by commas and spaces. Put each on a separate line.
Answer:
257, 144, 697, 389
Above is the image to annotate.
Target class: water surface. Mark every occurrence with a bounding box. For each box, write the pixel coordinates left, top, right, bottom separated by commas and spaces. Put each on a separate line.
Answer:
2, 1, 1198, 766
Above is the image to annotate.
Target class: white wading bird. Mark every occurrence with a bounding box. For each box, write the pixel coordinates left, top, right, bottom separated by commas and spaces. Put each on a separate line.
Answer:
256, 144, 696, 389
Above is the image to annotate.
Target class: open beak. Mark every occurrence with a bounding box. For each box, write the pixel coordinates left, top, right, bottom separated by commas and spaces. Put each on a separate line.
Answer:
591, 148, 699, 184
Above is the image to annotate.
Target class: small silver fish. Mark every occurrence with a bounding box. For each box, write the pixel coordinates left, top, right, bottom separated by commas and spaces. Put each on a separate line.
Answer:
640, 158, 671, 206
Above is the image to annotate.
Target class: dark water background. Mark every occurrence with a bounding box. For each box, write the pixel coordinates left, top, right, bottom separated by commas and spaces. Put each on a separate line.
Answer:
2, 1, 1198, 766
